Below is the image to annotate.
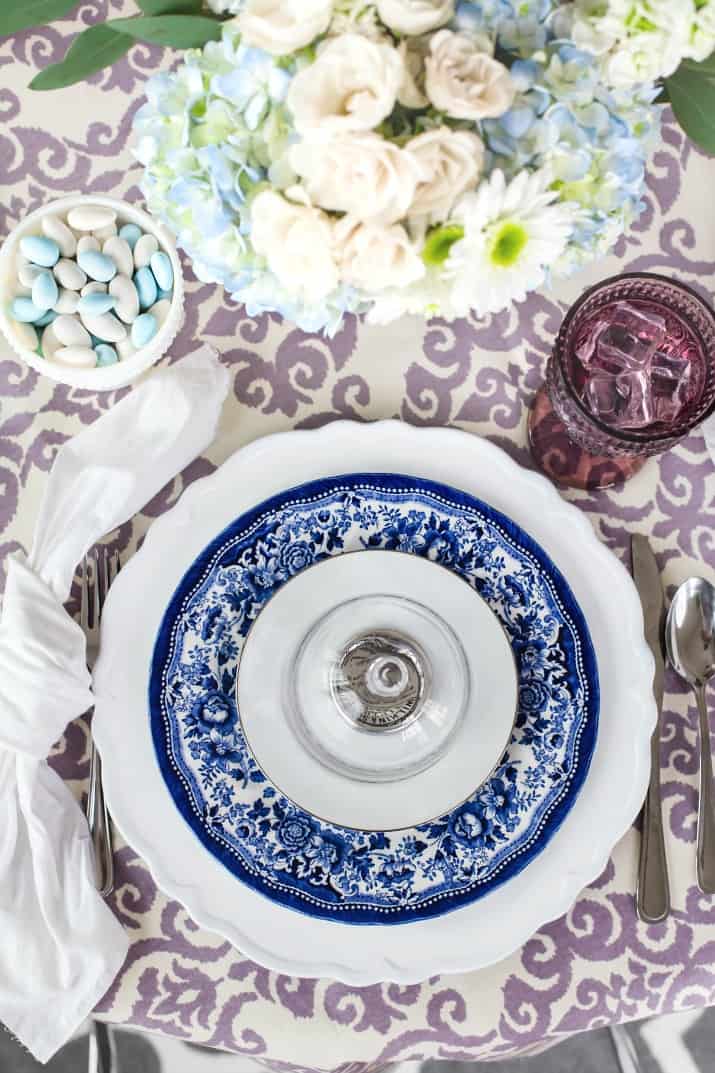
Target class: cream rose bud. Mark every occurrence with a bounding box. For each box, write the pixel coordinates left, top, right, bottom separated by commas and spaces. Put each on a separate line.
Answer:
290, 132, 427, 225
398, 38, 430, 108
286, 33, 405, 133
407, 127, 484, 224
425, 30, 516, 121
237, 0, 333, 56
250, 190, 339, 304
376, 0, 454, 36
336, 217, 425, 292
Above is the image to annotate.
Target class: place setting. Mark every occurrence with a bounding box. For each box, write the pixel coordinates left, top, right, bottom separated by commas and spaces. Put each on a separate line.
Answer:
2, 0, 715, 1068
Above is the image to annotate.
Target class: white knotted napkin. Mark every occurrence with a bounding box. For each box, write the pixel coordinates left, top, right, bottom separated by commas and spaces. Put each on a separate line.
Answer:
0, 345, 229, 1063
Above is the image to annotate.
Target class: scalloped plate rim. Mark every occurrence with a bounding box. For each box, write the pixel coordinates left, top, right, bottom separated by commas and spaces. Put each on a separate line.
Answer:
93, 420, 655, 984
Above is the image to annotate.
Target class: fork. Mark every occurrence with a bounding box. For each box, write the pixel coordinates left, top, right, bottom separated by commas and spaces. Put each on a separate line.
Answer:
80, 550, 120, 898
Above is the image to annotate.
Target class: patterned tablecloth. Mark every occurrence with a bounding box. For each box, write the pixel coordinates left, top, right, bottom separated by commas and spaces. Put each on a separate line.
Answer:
3, 6, 715, 1070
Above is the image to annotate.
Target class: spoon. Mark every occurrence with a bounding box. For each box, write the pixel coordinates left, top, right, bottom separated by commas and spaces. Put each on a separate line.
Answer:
666, 577, 715, 893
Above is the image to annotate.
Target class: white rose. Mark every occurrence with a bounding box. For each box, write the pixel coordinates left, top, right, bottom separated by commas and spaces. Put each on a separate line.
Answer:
406, 127, 484, 224
425, 30, 516, 120
376, 0, 454, 36
602, 38, 680, 86
236, 0, 333, 56
397, 37, 430, 108
290, 131, 427, 224
336, 217, 425, 291
286, 33, 405, 134
328, 0, 389, 42
569, 0, 693, 84
250, 190, 339, 304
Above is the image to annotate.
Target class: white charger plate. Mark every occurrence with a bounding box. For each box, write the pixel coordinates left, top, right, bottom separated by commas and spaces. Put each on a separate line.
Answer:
93, 421, 655, 984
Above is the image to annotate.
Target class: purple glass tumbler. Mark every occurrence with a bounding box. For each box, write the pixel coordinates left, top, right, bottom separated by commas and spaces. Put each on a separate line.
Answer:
528, 273, 715, 490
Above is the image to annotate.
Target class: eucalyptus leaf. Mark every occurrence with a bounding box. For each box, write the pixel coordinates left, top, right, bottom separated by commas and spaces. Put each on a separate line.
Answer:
29, 23, 131, 90
665, 55, 715, 154
137, 0, 203, 15
0, 0, 77, 37
107, 14, 223, 48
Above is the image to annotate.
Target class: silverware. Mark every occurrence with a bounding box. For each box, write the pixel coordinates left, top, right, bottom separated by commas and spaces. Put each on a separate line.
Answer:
666, 577, 715, 893
80, 550, 120, 898
632, 534, 670, 923
87, 1020, 115, 1073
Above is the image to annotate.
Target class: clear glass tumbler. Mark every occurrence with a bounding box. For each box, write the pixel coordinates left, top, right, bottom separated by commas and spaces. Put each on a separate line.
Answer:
528, 273, 715, 490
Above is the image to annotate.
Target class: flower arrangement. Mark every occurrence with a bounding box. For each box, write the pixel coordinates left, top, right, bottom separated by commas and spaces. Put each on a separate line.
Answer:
130, 0, 715, 333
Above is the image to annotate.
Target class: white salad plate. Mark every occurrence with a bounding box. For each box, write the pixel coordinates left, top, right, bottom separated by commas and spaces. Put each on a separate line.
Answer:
93, 420, 655, 985
237, 549, 518, 831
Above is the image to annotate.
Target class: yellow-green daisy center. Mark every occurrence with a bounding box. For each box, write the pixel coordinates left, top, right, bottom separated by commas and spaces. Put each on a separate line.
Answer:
422, 224, 464, 266
489, 222, 529, 268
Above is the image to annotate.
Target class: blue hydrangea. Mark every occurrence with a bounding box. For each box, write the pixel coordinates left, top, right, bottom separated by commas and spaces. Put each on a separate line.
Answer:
133, 7, 661, 332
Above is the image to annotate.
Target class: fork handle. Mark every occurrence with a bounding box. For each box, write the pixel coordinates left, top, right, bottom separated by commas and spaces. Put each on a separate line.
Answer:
87, 742, 114, 897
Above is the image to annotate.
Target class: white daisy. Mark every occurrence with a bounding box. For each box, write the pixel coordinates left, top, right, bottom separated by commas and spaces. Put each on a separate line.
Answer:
442, 169, 575, 319
569, 0, 694, 86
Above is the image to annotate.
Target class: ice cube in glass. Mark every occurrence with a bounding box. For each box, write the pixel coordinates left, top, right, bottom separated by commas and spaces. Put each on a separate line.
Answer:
615, 369, 656, 429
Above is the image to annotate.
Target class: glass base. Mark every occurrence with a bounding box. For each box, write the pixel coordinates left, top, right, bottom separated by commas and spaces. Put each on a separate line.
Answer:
528, 385, 646, 490
292, 593, 468, 784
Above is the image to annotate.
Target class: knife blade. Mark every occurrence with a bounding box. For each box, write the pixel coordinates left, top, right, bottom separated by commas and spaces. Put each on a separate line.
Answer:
631, 533, 670, 923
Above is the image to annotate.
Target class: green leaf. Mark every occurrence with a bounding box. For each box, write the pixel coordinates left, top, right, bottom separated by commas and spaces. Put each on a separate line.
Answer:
107, 14, 223, 48
0, 0, 77, 37
29, 22, 131, 90
136, 0, 203, 15
665, 54, 715, 154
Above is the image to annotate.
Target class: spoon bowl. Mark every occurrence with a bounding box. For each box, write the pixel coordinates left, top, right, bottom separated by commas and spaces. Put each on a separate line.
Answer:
666, 576, 715, 893
666, 577, 715, 687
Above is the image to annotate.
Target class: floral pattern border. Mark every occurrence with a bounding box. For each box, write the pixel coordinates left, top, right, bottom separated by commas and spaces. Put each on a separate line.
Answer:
151, 474, 597, 922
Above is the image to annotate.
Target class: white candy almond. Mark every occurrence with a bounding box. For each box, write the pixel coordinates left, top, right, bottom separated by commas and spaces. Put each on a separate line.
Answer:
13, 321, 38, 351
148, 298, 171, 330
40, 322, 62, 361
109, 274, 139, 323
94, 223, 118, 241
81, 281, 107, 297
53, 345, 96, 368
103, 236, 134, 277
81, 311, 127, 343
67, 206, 117, 231
53, 288, 80, 315
132, 233, 158, 269
76, 235, 100, 255
117, 336, 137, 361
42, 215, 77, 258
53, 258, 87, 290
53, 314, 91, 347
18, 263, 44, 289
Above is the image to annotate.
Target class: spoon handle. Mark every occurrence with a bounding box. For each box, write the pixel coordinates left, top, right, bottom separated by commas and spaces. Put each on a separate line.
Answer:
637, 728, 670, 923
696, 684, 715, 894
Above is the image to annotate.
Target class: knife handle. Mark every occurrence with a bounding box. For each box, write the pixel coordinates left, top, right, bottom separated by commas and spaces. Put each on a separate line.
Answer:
637, 730, 670, 923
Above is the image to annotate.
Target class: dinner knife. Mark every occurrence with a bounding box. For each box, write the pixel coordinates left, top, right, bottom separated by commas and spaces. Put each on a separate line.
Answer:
632, 533, 670, 923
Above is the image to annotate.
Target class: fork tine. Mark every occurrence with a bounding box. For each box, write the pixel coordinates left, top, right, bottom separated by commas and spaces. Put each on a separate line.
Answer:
107, 550, 121, 586
98, 548, 110, 612
80, 556, 90, 632
91, 554, 101, 631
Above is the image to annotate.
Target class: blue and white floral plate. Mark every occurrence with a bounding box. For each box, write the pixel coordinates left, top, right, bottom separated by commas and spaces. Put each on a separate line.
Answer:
94, 421, 655, 984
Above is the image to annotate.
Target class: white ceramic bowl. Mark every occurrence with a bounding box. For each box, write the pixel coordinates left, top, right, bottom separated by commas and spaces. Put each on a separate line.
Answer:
0, 195, 184, 391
